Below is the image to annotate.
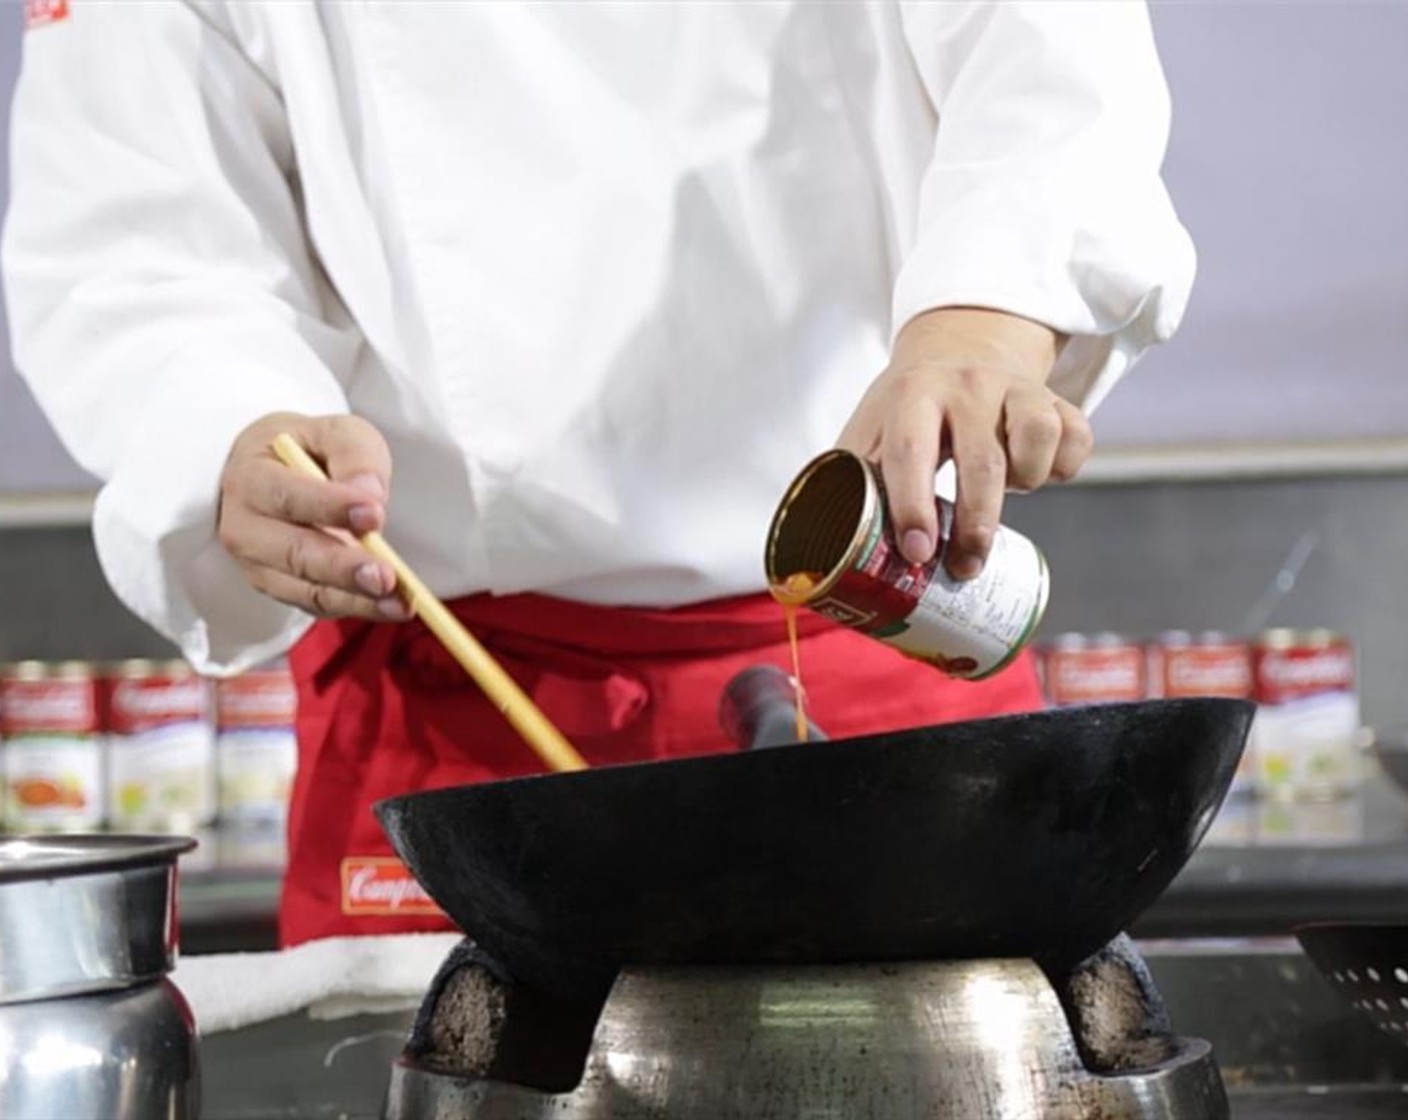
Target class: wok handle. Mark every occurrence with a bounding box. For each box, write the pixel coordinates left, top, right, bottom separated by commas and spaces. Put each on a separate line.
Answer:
271, 432, 588, 773
719, 665, 827, 749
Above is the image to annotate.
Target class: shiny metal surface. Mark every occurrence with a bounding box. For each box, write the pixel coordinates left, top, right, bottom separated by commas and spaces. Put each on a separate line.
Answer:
0, 978, 200, 1119
384, 960, 1228, 1120
0, 835, 197, 880
0, 834, 195, 1002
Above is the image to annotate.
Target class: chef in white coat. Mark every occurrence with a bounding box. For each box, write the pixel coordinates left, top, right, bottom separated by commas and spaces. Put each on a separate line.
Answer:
2, 1, 1194, 944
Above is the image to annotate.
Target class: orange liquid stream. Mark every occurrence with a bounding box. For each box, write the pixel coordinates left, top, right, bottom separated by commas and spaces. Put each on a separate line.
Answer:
771, 572, 820, 742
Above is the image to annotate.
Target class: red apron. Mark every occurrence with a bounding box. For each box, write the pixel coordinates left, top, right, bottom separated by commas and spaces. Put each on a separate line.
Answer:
281, 591, 1044, 946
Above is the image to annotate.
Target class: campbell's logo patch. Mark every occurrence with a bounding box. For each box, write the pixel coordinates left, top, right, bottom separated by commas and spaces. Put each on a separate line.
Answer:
340, 857, 443, 917
25, 0, 69, 29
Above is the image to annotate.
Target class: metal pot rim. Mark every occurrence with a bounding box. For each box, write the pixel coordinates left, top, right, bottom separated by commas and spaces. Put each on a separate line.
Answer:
0, 834, 197, 883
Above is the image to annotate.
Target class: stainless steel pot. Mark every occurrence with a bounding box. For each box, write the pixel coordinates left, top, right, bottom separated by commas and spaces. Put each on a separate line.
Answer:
0, 977, 199, 1119
0, 834, 201, 1119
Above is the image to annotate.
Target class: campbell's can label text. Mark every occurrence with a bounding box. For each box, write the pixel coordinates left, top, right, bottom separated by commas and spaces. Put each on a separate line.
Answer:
1039, 635, 1146, 707
1156, 635, 1252, 700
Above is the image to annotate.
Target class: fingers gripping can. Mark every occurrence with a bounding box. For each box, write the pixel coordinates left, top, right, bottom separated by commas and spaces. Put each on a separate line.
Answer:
765, 450, 1049, 680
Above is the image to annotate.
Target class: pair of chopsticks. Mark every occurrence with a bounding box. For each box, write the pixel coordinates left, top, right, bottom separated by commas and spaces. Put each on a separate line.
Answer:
271, 434, 588, 774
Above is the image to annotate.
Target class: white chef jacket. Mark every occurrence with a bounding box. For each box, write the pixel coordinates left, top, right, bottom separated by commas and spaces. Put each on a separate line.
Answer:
2, 1, 1194, 675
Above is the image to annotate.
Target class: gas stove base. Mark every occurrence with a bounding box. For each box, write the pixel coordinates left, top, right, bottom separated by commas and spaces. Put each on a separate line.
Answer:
386, 1046, 1226, 1120
383, 959, 1228, 1120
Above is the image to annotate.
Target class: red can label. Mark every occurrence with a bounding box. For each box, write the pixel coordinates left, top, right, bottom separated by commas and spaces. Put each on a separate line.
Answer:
1158, 641, 1252, 699
822, 515, 933, 635
1042, 642, 1147, 706
216, 670, 296, 731
0, 677, 99, 736
1252, 639, 1355, 705
108, 675, 208, 734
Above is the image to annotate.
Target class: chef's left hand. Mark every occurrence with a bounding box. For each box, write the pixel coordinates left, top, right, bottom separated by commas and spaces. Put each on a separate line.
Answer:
837, 307, 1092, 582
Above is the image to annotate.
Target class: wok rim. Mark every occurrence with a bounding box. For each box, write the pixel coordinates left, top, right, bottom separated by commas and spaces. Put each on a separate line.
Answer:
373, 695, 1254, 819
372, 694, 1253, 998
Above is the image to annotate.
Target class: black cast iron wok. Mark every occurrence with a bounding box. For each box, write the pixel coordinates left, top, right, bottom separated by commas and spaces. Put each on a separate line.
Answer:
376, 697, 1253, 1005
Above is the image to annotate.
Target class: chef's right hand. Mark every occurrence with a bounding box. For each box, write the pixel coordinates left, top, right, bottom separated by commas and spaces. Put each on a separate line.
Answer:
216, 412, 410, 621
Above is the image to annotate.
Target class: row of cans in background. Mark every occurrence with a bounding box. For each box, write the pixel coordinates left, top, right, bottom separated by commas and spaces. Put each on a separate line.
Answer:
0, 660, 297, 834
1037, 628, 1360, 801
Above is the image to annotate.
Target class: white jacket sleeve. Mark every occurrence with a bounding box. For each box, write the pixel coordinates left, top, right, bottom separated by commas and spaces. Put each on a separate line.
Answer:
2, 2, 355, 674
897, 1, 1196, 412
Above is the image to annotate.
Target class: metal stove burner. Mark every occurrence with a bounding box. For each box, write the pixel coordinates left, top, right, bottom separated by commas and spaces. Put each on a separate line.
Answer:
382, 953, 1228, 1120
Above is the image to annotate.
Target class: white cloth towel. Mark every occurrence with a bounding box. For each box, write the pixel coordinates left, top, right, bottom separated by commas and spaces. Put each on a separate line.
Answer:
171, 932, 463, 1035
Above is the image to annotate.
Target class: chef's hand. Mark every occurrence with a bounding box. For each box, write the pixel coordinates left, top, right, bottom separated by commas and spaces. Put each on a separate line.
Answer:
837, 307, 1092, 581
216, 412, 409, 621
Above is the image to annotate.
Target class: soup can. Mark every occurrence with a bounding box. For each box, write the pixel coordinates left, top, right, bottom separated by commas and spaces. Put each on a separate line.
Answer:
215, 666, 298, 825
1150, 630, 1256, 795
764, 449, 1048, 680
0, 660, 104, 832
1153, 631, 1253, 701
1038, 632, 1147, 707
105, 659, 216, 832
1249, 628, 1359, 801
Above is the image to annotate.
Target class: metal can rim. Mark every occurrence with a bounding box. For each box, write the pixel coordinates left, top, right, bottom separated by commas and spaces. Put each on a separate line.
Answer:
105, 658, 162, 678
1088, 632, 1142, 649
1254, 627, 1346, 649
1, 660, 54, 681
104, 658, 198, 679
764, 448, 879, 604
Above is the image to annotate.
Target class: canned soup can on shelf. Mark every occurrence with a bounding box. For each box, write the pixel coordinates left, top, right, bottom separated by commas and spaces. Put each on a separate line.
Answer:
1153, 631, 1256, 796
106, 659, 216, 832
765, 449, 1048, 680
1039, 633, 1147, 707
0, 661, 104, 833
1151, 632, 1253, 701
1250, 629, 1359, 801
216, 667, 298, 824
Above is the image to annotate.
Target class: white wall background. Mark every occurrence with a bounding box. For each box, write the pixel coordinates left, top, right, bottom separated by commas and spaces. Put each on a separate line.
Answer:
3, 2, 1407, 492
1090, 2, 1408, 448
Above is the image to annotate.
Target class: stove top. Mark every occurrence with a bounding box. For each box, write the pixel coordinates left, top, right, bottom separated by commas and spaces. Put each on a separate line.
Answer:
385, 939, 1227, 1120
191, 940, 1408, 1120
192, 1010, 1408, 1120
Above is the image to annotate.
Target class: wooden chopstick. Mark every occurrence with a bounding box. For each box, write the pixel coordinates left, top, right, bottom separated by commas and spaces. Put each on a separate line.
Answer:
271, 433, 588, 773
